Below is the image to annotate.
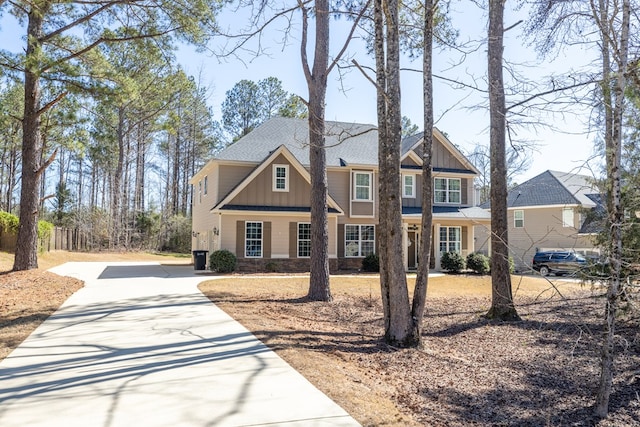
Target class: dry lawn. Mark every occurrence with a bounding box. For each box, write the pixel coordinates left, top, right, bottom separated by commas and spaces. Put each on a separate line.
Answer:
2, 251, 638, 426
199, 274, 640, 426
0, 250, 189, 360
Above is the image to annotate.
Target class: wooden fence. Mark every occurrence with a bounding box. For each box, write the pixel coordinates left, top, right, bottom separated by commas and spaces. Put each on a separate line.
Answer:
0, 227, 89, 252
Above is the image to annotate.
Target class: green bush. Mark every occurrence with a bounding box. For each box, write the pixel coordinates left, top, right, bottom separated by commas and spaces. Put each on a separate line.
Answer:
265, 262, 279, 273
441, 251, 465, 273
209, 249, 236, 273
37, 219, 54, 240
362, 253, 379, 272
487, 256, 516, 273
0, 211, 18, 233
466, 252, 490, 275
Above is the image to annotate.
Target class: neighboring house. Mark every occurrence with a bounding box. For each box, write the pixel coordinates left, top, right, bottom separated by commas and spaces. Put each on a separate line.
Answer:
479, 170, 602, 271
190, 117, 490, 272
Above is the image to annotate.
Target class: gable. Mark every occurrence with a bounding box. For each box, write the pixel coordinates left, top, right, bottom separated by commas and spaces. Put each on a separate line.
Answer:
228, 153, 311, 207
401, 129, 479, 174
213, 145, 343, 214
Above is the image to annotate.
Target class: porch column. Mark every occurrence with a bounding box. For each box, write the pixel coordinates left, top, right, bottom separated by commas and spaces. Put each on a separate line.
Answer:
469, 225, 475, 254
402, 223, 408, 271
434, 223, 441, 270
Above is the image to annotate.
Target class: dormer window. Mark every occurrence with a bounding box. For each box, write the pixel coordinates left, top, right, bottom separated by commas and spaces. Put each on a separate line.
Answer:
434, 178, 461, 204
273, 164, 289, 192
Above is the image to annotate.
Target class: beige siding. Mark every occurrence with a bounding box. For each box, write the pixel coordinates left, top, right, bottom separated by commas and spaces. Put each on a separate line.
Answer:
508, 207, 597, 271
191, 164, 220, 252
220, 214, 338, 259
328, 169, 350, 216
218, 164, 255, 201
401, 172, 421, 208
229, 154, 311, 207
414, 138, 467, 170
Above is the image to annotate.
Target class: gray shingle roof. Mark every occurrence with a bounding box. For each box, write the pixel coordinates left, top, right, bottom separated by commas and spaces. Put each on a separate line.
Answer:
482, 170, 600, 208
216, 117, 379, 167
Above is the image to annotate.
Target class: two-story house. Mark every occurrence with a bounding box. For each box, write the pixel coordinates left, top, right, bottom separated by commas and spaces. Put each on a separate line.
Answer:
190, 117, 490, 272
479, 170, 601, 271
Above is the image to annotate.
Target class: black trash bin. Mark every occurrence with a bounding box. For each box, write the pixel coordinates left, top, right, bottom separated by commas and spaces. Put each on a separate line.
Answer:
193, 250, 207, 270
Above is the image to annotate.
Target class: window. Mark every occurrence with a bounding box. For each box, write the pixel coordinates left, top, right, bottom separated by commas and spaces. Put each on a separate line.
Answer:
514, 210, 524, 228
203, 176, 208, 195
403, 174, 415, 198
439, 226, 461, 254
434, 178, 461, 204
353, 172, 372, 201
273, 165, 289, 192
562, 208, 574, 228
245, 222, 263, 257
298, 223, 311, 258
198, 181, 202, 204
345, 225, 375, 257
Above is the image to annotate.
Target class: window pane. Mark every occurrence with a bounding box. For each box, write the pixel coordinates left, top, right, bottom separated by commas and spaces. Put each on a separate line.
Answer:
361, 225, 375, 241
361, 242, 374, 256
345, 241, 359, 257
298, 241, 311, 257
449, 227, 460, 241
345, 225, 359, 240
356, 173, 369, 186
449, 192, 461, 203
298, 223, 311, 239
449, 179, 461, 191
356, 187, 369, 200
434, 191, 447, 203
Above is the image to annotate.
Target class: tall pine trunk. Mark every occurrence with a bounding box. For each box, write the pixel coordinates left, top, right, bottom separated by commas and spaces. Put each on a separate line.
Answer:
375, 0, 414, 346
594, 0, 629, 418
412, 0, 435, 344
485, 0, 520, 321
304, 0, 331, 302
14, 8, 46, 271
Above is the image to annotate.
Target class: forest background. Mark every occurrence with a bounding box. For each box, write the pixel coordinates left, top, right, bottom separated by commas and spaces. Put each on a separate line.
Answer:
0, 1, 619, 253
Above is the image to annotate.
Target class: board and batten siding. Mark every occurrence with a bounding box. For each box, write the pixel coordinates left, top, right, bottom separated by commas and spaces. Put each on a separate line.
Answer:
228, 155, 311, 207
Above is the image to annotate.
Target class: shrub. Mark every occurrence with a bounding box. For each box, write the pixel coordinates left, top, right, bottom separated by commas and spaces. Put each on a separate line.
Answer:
265, 262, 279, 273
362, 253, 379, 272
209, 249, 236, 273
0, 211, 19, 234
487, 256, 516, 273
466, 252, 490, 275
441, 251, 465, 273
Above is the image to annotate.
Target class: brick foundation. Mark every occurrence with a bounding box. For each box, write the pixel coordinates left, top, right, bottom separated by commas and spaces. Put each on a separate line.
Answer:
233, 257, 364, 273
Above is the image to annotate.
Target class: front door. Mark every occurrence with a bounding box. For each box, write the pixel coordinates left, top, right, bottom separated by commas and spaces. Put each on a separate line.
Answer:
407, 231, 419, 270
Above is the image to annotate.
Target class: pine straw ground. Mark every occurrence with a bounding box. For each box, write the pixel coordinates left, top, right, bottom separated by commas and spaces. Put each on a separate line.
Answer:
1, 252, 638, 426
198, 274, 640, 427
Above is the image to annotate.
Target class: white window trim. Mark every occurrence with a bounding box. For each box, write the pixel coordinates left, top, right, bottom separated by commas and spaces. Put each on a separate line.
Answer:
245, 221, 263, 258
297, 222, 311, 258
403, 174, 415, 198
352, 171, 373, 202
273, 164, 289, 192
562, 208, 574, 228
514, 209, 524, 228
439, 226, 462, 254
345, 224, 376, 258
434, 177, 462, 204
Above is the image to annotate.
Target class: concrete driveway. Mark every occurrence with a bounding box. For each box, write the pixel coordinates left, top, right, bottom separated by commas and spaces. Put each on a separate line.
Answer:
0, 262, 360, 427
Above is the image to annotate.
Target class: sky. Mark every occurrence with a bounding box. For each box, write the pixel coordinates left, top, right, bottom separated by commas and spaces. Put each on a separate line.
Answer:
0, 2, 603, 184
175, 2, 603, 184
